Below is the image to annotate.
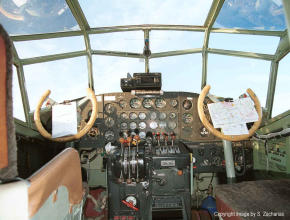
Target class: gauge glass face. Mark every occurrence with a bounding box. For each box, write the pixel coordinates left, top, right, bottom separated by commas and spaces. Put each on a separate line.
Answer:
138, 112, 146, 120
105, 103, 116, 114
120, 122, 128, 130
155, 98, 166, 108
170, 99, 178, 108
182, 99, 192, 110
168, 121, 177, 130
150, 112, 157, 120
130, 122, 137, 130
104, 130, 114, 142
139, 131, 146, 139
149, 121, 158, 129
182, 113, 193, 124
159, 121, 167, 129
119, 100, 127, 108
120, 112, 128, 120
169, 112, 177, 119
159, 112, 166, 120
143, 98, 154, 109
139, 122, 146, 130
129, 112, 138, 120
105, 117, 115, 127
130, 98, 141, 108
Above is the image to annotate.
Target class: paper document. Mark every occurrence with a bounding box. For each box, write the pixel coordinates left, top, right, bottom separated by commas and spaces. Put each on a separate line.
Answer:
207, 97, 259, 128
221, 124, 249, 135
52, 102, 77, 138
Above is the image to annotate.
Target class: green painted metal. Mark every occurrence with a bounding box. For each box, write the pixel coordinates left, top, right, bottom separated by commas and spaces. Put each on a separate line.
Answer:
144, 30, 150, 73
211, 28, 284, 36
150, 48, 202, 58
204, 0, 225, 28
201, 29, 210, 89
92, 50, 143, 58
207, 48, 275, 61
265, 61, 279, 119
283, 0, 290, 43
21, 51, 87, 65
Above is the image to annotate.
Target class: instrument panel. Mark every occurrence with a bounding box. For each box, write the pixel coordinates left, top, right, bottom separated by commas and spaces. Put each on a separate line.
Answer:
78, 92, 217, 148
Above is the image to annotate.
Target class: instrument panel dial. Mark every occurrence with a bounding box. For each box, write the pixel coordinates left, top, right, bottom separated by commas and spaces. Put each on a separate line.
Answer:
150, 112, 157, 120
159, 121, 167, 129
104, 130, 114, 142
168, 121, 177, 130
169, 112, 177, 119
139, 122, 146, 130
143, 98, 154, 109
120, 112, 128, 120
130, 122, 137, 130
129, 112, 138, 120
130, 98, 141, 109
105, 117, 115, 127
170, 99, 178, 108
138, 112, 146, 120
182, 99, 192, 110
155, 98, 166, 108
119, 100, 127, 108
120, 122, 128, 130
149, 121, 158, 129
182, 113, 193, 124
105, 103, 116, 114
159, 112, 166, 120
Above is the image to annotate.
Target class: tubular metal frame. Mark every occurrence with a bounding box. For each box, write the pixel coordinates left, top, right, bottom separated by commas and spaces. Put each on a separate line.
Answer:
10, 0, 289, 127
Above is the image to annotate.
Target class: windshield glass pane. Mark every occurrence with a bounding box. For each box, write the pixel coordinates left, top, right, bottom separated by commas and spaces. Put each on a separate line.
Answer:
207, 54, 271, 107
209, 33, 280, 54
150, 54, 201, 92
24, 56, 88, 110
215, 0, 286, 31
151, 31, 204, 52
13, 65, 26, 121
79, 0, 213, 27
93, 56, 145, 94
0, 0, 79, 35
90, 31, 144, 53
272, 54, 290, 117
14, 36, 85, 58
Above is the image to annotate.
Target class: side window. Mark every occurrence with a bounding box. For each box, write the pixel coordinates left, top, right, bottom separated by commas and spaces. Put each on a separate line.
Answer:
12, 65, 26, 121
272, 54, 290, 117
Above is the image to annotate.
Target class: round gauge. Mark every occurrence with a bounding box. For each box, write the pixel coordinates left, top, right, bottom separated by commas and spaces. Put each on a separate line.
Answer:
169, 112, 177, 119
170, 99, 178, 108
119, 100, 127, 108
139, 112, 146, 120
150, 112, 157, 120
105, 103, 116, 114
143, 98, 154, 109
168, 121, 177, 130
139, 131, 146, 139
105, 117, 115, 127
149, 121, 158, 129
130, 122, 137, 130
129, 112, 138, 120
104, 130, 114, 142
155, 98, 166, 108
125, 196, 137, 207
130, 98, 141, 109
139, 122, 146, 130
120, 122, 128, 130
182, 113, 193, 124
159, 112, 166, 120
182, 99, 192, 110
159, 121, 167, 129
120, 112, 128, 120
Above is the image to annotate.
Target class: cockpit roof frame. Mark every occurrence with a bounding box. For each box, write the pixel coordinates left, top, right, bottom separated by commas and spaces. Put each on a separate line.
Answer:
3, 0, 290, 127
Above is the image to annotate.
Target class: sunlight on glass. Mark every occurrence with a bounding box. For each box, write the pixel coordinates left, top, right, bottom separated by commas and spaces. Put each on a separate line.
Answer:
15, 36, 85, 58
79, 0, 212, 27
207, 54, 271, 107
12, 65, 26, 121
151, 31, 204, 52
0, 0, 79, 35
150, 54, 202, 93
272, 54, 290, 117
24, 57, 88, 110
92, 56, 145, 94
210, 33, 280, 54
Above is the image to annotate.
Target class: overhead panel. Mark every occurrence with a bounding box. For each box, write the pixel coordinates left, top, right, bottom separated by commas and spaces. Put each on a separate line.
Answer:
0, 0, 79, 35
79, 0, 213, 27
214, 0, 287, 31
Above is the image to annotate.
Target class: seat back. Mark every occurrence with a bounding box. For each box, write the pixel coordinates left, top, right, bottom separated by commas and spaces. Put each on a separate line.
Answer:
0, 24, 17, 178
28, 147, 84, 219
